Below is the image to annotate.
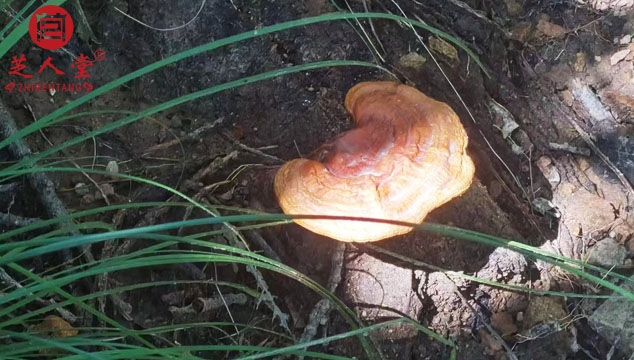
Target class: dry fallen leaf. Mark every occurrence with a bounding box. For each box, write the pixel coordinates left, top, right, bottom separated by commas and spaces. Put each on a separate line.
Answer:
32, 315, 78, 338
491, 312, 519, 336
429, 37, 459, 61
504, 0, 523, 16
573, 52, 586, 72
480, 329, 504, 356
537, 19, 567, 39
510, 22, 533, 43
398, 52, 427, 70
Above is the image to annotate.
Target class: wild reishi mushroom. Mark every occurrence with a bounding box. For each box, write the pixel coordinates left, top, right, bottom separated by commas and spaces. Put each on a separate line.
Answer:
274, 81, 475, 242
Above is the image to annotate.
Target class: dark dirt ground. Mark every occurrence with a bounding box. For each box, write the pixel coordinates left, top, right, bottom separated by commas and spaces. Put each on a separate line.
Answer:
2, 0, 634, 359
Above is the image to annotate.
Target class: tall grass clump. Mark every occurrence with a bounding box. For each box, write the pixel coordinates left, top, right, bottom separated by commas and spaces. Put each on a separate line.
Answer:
0, 1, 632, 359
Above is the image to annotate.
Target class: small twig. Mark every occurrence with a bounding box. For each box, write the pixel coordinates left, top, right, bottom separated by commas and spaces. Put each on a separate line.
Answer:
114, 0, 206, 32
222, 131, 284, 163
0, 267, 77, 323
548, 142, 591, 156
0, 101, 72, 263
343, 0, 386, 63
194, 151, 239, 183
0, 182, 19, 193
0, 212, 41, 228
213, 263, 240, 335
293, 139, 303, 158
606, 336, 618, 360
244, 230, 282, 263
362, 0, 387, 54
24, 100, 111, 205
446, 0, 501, 30
0, 100, 130, 325
554, 102, 634, 199
143, 117, 224, 154
300, 243, 346, 345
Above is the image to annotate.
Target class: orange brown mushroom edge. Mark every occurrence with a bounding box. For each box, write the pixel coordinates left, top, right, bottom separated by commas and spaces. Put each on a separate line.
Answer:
274, 81, 475, 242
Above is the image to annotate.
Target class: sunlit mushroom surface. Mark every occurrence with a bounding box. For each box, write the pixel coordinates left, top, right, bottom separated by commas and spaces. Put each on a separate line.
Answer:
274, 81, 475, 242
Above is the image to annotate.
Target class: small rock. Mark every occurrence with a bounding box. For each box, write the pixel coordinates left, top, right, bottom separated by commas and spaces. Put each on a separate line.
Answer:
523, 296, 567, 330
100, 183, 115, 196
532, 197, 560, 218
429, 37, 458, 61
161, 290, 184, 305
536, 156, 561, 186
399, 52, 427, 70
577, 157, 591, 171
611, 48, 631, 65
105, 160, 119, 174
589, 274, 634, 354
620, 34, 632, 44
571, 79, 615, 124
537, 19, 567, 39
587, 237, 627, 267
559, 89, 574, 107
573, 52, 586, 72
74, 182, 90, 196
170, 116, 182, 128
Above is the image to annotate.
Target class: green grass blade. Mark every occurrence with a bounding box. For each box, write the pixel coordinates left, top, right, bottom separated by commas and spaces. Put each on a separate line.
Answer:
0, 0, 36, 39
365, 244, 613, 299
420, 223, 634, 293
0, 0, 67, 58
0, 12, 486, 153
6, 262, 156, 348
3, 212, 631, 302
237, 318, 454, 360
0, 201, 194, 241
0, 330, 104, 360
0, 61, 377, 179
53, 345, 352, 360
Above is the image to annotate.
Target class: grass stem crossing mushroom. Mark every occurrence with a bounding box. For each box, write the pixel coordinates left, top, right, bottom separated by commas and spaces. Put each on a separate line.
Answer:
274, 81, 475, 242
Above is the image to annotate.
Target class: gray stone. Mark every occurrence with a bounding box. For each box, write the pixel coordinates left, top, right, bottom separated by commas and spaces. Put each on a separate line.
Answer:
587, 238, 627, 268
342, 252, 422, 320
589, 275, 634, 354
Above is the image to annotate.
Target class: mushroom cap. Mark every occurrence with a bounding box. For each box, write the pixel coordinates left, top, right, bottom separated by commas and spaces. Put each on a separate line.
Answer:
274, 81, 475, 242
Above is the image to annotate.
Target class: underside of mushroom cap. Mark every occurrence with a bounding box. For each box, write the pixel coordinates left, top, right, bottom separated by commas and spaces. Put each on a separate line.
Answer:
274, 81, 475, 242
